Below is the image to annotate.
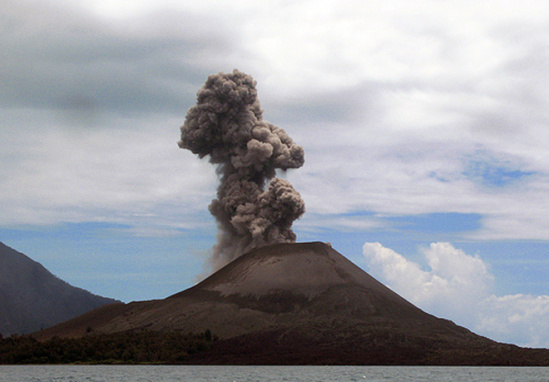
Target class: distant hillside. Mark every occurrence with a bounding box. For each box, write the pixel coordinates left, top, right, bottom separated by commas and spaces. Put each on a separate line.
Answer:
0, 242, 118, 336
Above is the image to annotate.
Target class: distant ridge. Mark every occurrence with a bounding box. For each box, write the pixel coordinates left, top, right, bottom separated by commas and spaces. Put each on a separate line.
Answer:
0, 242, 118, 336
34, 242, 549, 365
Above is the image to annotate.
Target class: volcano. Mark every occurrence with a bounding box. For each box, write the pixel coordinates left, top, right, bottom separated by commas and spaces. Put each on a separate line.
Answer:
35, 242, 549, 365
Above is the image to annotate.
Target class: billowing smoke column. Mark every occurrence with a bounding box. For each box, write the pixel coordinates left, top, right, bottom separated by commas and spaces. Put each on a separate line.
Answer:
179, 70, 305, 270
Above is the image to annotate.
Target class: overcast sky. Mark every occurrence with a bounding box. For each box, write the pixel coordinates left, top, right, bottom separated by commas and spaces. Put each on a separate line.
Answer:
2, 0, 548, 347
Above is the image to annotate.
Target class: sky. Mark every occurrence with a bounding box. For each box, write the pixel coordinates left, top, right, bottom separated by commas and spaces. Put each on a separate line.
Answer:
1, 0, 548, 347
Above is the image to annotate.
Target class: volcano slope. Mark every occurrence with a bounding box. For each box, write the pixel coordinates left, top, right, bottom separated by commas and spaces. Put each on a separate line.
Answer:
34, 242, 549, 365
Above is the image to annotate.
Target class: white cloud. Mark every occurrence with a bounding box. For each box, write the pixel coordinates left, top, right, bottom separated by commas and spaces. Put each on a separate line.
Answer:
237, 0, 549, 241
363, 242, 549, 348
2, 0, 549, 243
478, 295, 549, 348
0, 112, 216, 228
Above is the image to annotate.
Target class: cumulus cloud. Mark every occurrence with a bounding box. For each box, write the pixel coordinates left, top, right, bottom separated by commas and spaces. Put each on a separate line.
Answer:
363, 242, 549, 348
478, 295, 549, 348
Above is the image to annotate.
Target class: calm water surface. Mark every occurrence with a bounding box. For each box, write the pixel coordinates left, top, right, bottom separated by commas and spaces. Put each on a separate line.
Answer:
0, 365, 548, 381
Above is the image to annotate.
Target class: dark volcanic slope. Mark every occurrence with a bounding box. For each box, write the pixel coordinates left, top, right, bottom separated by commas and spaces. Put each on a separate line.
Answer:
34, 242, 549, 365
0, 242, 118, 336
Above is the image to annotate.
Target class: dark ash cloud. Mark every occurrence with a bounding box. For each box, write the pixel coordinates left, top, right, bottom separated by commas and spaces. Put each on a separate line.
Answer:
179, 70, 305, 270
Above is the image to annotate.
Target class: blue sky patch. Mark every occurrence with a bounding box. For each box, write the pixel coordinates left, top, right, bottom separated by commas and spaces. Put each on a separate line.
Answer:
462, 152, 535, 187
0, 223, 215, 302
386, 212, 483, 234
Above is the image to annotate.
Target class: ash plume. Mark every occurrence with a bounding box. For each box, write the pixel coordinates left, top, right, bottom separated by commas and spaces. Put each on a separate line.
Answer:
179, 70, 305, 270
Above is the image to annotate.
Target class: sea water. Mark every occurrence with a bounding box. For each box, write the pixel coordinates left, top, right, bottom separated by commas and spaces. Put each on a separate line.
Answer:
0, 365, 548, 381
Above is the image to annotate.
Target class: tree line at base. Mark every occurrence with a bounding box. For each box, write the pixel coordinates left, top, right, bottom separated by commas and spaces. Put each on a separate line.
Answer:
0, 329, 217, 364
